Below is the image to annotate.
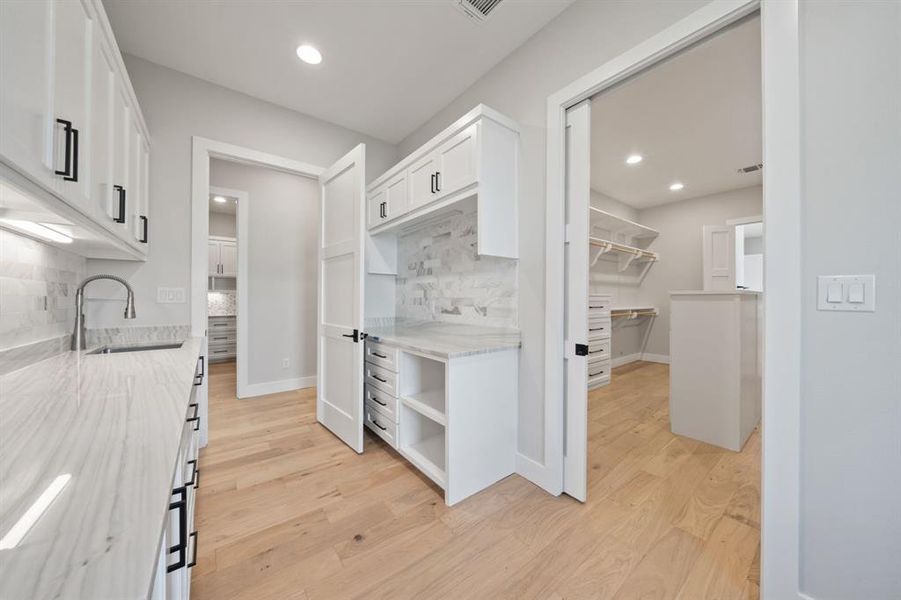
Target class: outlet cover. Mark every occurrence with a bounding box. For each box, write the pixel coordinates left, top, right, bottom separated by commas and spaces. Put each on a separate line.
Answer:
157, 287, 187, 304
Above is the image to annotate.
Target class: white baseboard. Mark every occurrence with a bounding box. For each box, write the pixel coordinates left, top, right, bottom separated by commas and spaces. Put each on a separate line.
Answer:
515, 452, 561, 495
611, 353, 671, 368
239, 375, 316, 399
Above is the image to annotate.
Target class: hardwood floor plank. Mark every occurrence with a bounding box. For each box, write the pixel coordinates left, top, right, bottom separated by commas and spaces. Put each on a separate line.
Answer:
191, 360, 760, 600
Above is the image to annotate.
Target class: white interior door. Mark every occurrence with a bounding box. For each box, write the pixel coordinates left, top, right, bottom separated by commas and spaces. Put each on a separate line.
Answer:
703, 225, 737, 291
317, 144, 366, 453
563, 101, 591, 502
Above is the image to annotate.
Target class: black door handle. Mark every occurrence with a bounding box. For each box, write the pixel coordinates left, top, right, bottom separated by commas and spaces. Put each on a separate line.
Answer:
341, 329, 359, 343
54, 119, 78, 182
140, 215, 148, 243
113, 185, 126, 223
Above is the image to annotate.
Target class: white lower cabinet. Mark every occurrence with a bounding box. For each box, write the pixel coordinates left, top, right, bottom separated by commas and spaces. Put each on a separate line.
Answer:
364, 339, 517, 506
151, 355, 203, 600
587, 294, 612, 389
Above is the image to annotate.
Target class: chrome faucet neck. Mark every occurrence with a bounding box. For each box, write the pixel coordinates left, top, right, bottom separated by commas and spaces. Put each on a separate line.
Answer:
71, 275, 136, 351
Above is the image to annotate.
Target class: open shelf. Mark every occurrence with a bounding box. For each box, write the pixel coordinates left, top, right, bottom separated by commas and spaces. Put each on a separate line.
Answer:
402, 389, 446, 426
590, 207, 659, 248
611, 306, 658, 319
399, 403, 446, 489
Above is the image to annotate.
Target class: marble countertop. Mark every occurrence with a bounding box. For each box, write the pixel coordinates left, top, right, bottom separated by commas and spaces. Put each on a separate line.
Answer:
0, 338, 203, 600
365, 321, 521, 358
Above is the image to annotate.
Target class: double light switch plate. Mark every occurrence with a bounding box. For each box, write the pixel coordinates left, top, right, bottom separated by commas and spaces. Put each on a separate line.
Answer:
816, 275, 876, 312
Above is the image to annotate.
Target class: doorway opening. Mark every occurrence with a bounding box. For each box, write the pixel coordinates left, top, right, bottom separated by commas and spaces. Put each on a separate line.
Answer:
562, 12, 769, 598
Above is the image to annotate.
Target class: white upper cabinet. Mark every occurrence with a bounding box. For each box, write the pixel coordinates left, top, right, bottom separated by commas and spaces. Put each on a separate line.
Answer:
0, 1, 54, 185
365, 105, 519, 259
0, 0, 150, 260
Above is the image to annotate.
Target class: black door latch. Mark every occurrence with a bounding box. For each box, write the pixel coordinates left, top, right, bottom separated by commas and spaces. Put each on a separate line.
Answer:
575, 343, 588, 356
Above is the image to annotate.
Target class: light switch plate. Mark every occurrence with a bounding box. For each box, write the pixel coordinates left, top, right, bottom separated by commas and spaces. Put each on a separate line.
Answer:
817, 275, 875, 312
157, 287, 187, 304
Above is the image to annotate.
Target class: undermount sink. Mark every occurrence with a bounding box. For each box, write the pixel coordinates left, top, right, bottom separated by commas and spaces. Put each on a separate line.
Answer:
88, 342, 184, 355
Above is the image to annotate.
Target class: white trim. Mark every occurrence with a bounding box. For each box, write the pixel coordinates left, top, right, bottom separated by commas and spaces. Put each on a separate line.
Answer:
191, 136, 324, 447
545, 1, 802, 597
241, 376, 317, 399
726, 215, 764, 226
209, 185, 250, 397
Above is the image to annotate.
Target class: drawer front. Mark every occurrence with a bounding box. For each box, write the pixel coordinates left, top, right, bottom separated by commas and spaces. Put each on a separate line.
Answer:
587, 339, 611, 359
587, 317, 612, 340
588, 370, 611, 389
365, 340, 399, 372
365, 361, 398, 397
208, 316, 236, 333
588, 295, 612, 312
365, 384, 398, 422
208, 331, 237, 345
587, 359, 611, 381
364, 402, 397, 448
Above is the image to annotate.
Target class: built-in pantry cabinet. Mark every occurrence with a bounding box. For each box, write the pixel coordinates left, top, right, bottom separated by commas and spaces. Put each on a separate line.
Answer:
0, 0, 150, 259
365, 105, 518, 260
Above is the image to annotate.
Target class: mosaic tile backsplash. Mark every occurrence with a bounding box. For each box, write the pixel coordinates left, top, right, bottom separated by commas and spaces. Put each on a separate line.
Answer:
208, 291, 237, 316
0, 229, 86, 350
395, 207, 517, 329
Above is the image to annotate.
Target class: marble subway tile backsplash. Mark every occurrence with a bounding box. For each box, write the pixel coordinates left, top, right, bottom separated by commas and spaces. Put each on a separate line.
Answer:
396, 207, 517, 329
0, 229, 86, 350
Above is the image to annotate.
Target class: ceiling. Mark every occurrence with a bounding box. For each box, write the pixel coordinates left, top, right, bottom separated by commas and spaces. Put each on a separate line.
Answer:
209, 193, 237, 215
102, 0, 574, 144
590, 16, 762, 209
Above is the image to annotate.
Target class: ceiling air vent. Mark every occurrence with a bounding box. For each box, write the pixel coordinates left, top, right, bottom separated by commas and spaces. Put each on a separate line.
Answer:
454, 0, 504, 23
737, 163, 763, 174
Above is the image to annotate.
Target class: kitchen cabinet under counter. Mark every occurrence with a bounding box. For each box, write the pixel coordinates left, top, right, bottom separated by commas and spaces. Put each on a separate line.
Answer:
0, 339, 205, 600
363, 321, 521, 505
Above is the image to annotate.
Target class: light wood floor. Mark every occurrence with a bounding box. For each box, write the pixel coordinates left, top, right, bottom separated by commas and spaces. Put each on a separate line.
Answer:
192, 360, 760, 600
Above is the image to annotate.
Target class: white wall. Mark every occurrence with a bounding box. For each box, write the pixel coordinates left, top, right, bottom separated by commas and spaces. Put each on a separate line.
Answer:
85, 55, 397, 328
636, 185, 762, 358
209, 211, 236, 238
399, 0, 708, 463
590, 189, 639, 222
799, 1, 901, 597
209, 159, 317, 387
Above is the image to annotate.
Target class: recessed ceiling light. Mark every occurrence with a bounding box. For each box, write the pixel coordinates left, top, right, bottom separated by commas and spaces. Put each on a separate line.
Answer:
669, 182, 684, 192
626, 154, 643, 165
296, 44, 322, 65
213, 196, 227, 204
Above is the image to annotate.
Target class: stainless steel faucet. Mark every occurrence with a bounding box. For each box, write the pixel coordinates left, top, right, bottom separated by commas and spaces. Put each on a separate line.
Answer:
71, 275, 136, 351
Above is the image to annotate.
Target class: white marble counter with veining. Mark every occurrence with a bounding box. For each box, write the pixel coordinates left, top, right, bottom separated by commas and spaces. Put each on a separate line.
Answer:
365, 320, 521, 358
0, 338, 203, 600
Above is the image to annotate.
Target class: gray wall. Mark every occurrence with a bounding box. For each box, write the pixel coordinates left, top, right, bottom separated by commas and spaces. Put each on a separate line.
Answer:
399, 0, 708, 462
799, 1, 901, 597
209, 212, 236, 238
209, 159, 318, 387
637, 185, 762, 358
85, 55, 397, 328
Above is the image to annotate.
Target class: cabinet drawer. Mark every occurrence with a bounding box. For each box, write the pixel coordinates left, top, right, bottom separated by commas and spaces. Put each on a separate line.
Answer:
208, 331, 236, 345
365, 384, 398, 423
587, 358, 611, 382
365, 339, 399, 372
587, 339, 610, 359
588, 317, 612, 340
588, 295, 612, 312
365, 361, 398, 397
365, 402, 397, 448
208, 316, 236, 333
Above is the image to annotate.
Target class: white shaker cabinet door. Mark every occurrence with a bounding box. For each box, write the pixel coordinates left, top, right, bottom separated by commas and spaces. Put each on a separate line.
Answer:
433, 123, 478, 200
406, 152, 439, 211
0, 0, 54, 186
88, 37, 116, 223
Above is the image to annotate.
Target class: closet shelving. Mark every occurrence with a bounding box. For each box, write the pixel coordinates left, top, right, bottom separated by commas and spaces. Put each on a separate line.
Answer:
611, 307, 659, 319
589, 207, 660, 280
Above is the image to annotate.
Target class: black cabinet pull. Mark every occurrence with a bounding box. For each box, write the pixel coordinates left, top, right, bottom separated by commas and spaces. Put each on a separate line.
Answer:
187, 402, 200, 431
139, 215, 148, 243
371, 352, 387, 359
54, 118, 79, 182
589, 369, 607, 377
194, 355, 205, 386
113, 185, 126, 224
435, 171, 440, 192
166, 486, 188, 573
185, 459, 199, 488
371, 395, 387, 407
371, 374, 387, 383
379, 201, 387, 219
430, 172, 436, 194
372, 418, 387, 431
